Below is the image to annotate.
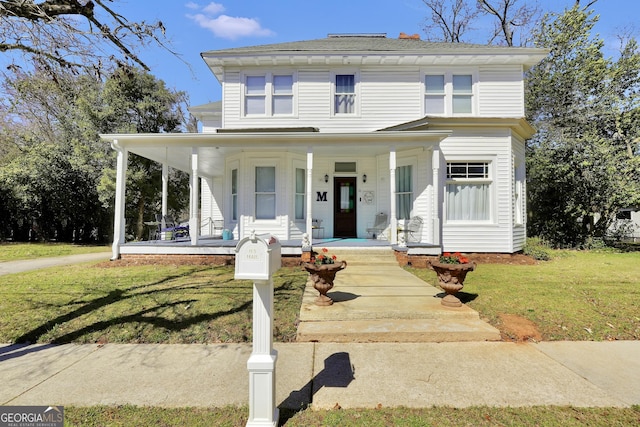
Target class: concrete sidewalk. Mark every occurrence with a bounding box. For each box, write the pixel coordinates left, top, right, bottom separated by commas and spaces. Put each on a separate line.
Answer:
1, 341, 638, 409
0, 252, 111, 276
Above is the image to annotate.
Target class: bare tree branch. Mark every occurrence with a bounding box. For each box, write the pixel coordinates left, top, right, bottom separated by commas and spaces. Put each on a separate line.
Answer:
478, 0, 541, 46
421, 0, 480, 43
0, 0, 172, 73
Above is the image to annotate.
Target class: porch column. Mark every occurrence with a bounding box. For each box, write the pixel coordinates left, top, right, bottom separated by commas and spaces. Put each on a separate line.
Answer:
389, 148, 398, 244
161, 162, 168, 228
190, 147, 200, 246
432, 147, 441, 246
111, 140, 128, 260
306, 149, 314, 237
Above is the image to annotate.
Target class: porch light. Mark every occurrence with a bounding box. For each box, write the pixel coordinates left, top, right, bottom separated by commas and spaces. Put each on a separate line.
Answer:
324, 174, 329, 183
362, 174, 367, 183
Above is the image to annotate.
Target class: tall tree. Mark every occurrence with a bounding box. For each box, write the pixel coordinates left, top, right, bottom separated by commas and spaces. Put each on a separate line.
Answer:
95, 66, 190, 240
525, 5, 640, 247
0, 66, 190, 242
0, 69, 108, 241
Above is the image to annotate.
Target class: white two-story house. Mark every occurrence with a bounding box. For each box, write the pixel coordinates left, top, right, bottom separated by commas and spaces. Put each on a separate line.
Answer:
102, 33, 547, 260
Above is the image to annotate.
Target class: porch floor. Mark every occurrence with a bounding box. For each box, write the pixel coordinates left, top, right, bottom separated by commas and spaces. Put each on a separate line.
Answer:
120, 236, 440, 256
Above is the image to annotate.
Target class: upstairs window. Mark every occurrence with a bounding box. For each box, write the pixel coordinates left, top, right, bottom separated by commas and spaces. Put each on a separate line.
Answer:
335, 74, 355, 114
424, 72, 475, 116
244, 73, 295, 116
425, 75, 445, 115
245, 75, 266, 115
273, 75, 293, 115
452, 75, 473, 114
446, 162, 491, 221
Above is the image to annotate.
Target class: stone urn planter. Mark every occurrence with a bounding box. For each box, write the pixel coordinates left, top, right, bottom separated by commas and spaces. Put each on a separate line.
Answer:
431, 261, 476, 307
303, 261, 347, 306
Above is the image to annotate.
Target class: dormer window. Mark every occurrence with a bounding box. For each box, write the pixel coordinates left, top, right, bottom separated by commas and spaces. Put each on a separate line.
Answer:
243, 72, 295, 116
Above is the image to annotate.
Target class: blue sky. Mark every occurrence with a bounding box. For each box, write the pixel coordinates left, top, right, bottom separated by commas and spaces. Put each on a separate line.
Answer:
109, 1, 634, 107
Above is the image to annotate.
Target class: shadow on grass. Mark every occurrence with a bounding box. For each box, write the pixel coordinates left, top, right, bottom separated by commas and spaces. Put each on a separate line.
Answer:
9, 268, 268, 348
278, 351, 354, 425
7, 266, 305, 356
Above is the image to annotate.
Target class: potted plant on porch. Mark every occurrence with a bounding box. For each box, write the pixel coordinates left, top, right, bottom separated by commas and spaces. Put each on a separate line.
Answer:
430, 252, 476, 307
303, 248, 347, 306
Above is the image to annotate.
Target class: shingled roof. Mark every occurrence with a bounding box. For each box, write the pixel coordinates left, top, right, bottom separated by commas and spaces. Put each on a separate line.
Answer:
200, 33, 549, 81
202, 33, 534, 56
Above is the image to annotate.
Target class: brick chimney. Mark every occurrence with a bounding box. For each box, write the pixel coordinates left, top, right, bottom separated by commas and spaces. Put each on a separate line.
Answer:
399, 32, 420, 40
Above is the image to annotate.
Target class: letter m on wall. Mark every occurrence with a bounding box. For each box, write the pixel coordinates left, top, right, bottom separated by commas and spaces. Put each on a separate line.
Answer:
316, 191, 327, 202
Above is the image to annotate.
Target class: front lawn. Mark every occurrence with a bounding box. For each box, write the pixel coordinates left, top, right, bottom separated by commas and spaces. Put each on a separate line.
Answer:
0, 243, 108, 262
64, 404, 640, 426
408, 250, 640, 341
0, 263, 307, 344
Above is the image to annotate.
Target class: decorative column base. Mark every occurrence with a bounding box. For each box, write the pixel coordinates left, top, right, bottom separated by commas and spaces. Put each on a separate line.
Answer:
246, 352, 278, 427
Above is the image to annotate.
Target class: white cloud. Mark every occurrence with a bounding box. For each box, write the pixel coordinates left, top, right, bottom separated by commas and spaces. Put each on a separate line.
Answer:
185, 2, 199, 10
186, 3, 274, 40
202, 2, 225, 15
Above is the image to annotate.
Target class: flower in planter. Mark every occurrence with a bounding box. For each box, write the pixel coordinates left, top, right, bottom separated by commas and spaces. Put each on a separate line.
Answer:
312, 247, 337, 265
439, 252, 470, 264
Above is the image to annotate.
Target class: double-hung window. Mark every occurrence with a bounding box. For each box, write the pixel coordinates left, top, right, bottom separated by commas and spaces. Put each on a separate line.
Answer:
245, 75, 266, 115
424, 72, 475, 116
334, 74, 355, 114
255, 166, 276, 219
272, 75, 293, 115
425, 75, 445, 115
295, 168, 305, 220
396, 165, 413, 220
231, 168, 238, 221
446, 162, 491, 221
452, 75, 473, 114
244, 73, 294, 116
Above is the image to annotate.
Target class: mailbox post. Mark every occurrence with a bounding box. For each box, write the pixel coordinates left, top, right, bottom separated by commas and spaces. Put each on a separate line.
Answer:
235, 231, 281, 427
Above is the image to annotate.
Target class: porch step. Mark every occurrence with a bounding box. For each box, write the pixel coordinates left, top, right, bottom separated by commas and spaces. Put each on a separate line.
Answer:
296, 257, 501, 343
296, 318, 502, 343
316, 248, 398, 266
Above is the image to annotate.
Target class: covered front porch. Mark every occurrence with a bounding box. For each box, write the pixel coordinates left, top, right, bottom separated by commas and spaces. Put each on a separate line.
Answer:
101, 129, 450, 261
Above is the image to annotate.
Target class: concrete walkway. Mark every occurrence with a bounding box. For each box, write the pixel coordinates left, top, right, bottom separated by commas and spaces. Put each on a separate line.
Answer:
1, 341, 638, 409
0, 250, 638, 410
0, 252, 111, 276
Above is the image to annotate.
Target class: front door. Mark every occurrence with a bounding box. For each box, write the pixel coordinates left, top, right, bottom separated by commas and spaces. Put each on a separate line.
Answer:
334, 177, 357, 237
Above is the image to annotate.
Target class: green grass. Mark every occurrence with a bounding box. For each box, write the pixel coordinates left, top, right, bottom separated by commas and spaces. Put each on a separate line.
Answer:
408, 250, 640, 341
64, 405, 640, 426
3, 247, 640, 426
0, 263, 307, 344
0, 243, 108, 262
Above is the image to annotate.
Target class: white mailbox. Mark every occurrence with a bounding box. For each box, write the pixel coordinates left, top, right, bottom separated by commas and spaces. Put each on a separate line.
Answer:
234, 232, 281, 281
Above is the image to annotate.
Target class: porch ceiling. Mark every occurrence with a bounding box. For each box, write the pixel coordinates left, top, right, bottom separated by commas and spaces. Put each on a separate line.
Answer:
100, 130, 450, 177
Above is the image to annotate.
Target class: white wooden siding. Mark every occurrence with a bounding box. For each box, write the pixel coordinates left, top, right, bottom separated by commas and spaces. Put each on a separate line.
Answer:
221, 64, 526, 132
478, 65, 524, 117
221, 72, 241, 126
512, 135, 527, 251
441, 129, 516, 252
